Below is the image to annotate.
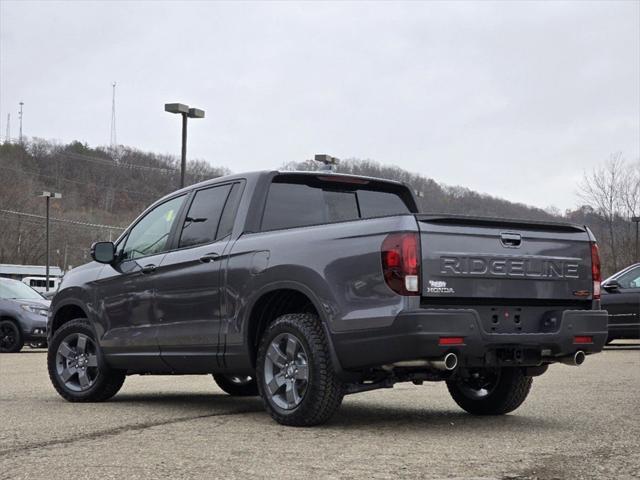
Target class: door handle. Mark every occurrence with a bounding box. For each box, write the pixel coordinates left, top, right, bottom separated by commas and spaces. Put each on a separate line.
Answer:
200, 253, 220, 263
141, 264, 157, 274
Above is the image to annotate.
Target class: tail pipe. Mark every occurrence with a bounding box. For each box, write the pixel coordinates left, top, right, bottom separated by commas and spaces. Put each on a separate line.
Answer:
427, 352, 458, 371
558, 350, 586, 366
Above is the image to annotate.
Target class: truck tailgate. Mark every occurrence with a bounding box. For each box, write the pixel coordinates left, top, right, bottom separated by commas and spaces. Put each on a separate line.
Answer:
417, 215, 594, 302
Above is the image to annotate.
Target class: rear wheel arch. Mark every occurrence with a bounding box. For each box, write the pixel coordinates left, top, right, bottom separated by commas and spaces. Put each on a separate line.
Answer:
246, 285, 326, 367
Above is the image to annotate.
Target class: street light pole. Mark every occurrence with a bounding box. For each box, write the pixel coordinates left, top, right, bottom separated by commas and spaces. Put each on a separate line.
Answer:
164, 103, 205, 189
632, 216, 640, 263
39, 192, 62, 292
181, 112, 188, 189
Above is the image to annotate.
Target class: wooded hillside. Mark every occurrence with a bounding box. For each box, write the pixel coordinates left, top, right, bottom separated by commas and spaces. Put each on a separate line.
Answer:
0, 139, 637, 276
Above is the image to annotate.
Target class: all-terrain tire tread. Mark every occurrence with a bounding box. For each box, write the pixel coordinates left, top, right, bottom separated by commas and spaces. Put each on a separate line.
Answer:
257, 313, 344, 426
446, 368, 533, 415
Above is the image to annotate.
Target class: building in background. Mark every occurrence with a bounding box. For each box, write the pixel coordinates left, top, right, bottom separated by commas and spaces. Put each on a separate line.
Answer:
0, 264, 63, 293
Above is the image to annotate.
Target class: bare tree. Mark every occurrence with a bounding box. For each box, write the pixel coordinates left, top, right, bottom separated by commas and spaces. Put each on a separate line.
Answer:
578, 153, 640, 272
620, 160, 640, 218
579, 153, 626, 271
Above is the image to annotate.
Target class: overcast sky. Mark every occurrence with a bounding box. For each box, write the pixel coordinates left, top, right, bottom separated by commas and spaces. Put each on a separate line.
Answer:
1, 0, 638, 210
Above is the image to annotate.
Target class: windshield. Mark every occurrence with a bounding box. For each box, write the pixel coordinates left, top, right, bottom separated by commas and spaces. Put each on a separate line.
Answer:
0, 279, 44, 300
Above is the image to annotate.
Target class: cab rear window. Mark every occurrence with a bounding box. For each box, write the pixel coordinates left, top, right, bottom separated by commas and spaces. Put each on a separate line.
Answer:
261, 175, 413, 231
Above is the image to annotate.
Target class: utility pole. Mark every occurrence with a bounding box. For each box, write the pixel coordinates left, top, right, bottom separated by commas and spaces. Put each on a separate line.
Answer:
38, 192, 62, 292
4, 113, 9, 143
164, 103, 205, 188
632, 217, 640, 263
18, 102, 23, 143
110, 82, 117, 149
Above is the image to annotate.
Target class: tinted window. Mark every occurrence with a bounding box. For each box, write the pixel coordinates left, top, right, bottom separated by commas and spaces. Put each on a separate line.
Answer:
217, 183, 242, 239
617, 267, 640, 289
179, 185, 232, 248
262, 183, 361, 230
357, 189, 411, 218
122, 195, 185, 260
261, 178, 411, 231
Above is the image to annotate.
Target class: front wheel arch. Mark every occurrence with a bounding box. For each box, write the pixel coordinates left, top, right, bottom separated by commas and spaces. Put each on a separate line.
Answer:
51, 303, 88, 336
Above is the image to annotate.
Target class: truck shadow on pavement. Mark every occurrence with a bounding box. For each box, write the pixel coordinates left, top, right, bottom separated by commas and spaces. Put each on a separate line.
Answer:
108, 392, 555, 432
331, 402, 557, 431
111, 392, 264, 412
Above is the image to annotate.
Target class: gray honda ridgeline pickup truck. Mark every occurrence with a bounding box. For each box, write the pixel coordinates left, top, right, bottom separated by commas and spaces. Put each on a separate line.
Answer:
47, 170, 608, 426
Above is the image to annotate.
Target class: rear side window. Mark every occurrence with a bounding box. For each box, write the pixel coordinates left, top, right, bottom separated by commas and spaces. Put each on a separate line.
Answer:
261, 176, 412, 231
217, 183, 243, 239
179, 184, 232, 248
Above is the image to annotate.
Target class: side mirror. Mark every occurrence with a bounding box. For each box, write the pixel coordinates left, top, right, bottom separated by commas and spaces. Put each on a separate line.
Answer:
603, 280, 621, 292
91, 242, 115, 264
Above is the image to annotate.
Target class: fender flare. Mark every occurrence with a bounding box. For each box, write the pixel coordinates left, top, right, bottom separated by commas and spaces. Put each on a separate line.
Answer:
244, 280, 355, 380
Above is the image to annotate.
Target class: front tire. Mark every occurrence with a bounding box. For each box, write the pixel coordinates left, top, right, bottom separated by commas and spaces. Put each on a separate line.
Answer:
47, 319, 126, 402
213, 374, 259, 396
446, 367, 533, 415
256, 313, 344, 426
0, 319, 24, 353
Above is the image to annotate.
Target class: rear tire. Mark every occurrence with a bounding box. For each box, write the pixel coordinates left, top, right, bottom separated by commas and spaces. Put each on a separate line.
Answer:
256, 313, 344, 426
213, 374, 259, 396
47, 319, 126, 402
446, 367, 533, 415
0, 319, 24, 353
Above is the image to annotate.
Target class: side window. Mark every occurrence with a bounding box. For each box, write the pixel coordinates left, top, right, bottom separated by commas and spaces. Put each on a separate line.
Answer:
261, 183, 325, 230
617, 267, 640, 289
217, 183, 242, 240
121, 195, 186, 260
178, 184, 232, 248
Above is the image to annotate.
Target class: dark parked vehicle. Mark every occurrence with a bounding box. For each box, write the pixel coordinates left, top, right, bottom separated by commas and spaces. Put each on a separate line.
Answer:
0, 278, 49, 353
47, 170, 608, 426
602, 263, 640, 342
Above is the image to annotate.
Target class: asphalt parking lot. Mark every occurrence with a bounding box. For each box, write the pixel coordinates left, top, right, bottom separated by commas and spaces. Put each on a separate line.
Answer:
1, 343, 638, 480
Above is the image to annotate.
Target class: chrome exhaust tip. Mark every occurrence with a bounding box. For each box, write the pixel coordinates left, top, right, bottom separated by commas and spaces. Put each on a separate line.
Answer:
427, 353, 458, 371
443, 352, 458, 371
558, 350, 586, 366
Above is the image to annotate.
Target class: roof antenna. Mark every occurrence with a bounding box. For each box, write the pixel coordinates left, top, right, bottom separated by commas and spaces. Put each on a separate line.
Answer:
314, 154, 339, 172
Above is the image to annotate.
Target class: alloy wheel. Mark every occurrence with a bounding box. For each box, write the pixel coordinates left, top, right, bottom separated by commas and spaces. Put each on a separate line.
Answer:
263, 333, 309, 410
55, 333, 99, 392
457, 368, 501, 399
227, 375, 253, 385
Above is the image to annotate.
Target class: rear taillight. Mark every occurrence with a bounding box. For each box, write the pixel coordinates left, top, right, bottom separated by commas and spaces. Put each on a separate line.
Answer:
591, 242, 601, 300
381, 232, 420, 295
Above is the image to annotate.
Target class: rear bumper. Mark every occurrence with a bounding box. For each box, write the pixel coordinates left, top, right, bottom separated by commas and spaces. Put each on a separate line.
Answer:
333, 309, 608, 369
